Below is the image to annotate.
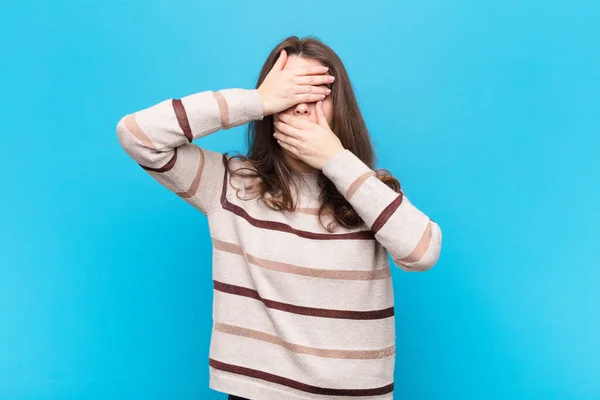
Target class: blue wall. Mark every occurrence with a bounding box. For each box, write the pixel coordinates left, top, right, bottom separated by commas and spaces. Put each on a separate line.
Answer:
1, 0, 599, 398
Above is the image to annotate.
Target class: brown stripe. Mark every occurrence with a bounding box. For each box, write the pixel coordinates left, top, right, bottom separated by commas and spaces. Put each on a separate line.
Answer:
140, 147, 178, 172
209, 358, 394, 396
177, 147, 205, 199
215, 322, 395, 360
213, 238, 390, 280
172, 99, 193, 142
371, 193, 404, 234
213, 91, 230, 129
218, 155, 375, 241
397, 221, 432, 263
123, 114, 157, 150
223, 200, 372, 239
214, 280, 394, 320
347, 171, 375, 200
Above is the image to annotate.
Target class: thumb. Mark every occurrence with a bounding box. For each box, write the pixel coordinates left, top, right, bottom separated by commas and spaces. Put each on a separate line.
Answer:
316, 101, 330, 128
273, 49, 287, 71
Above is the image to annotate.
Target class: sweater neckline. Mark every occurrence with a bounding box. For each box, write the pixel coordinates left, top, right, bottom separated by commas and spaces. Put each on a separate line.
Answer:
289, 171, 322, 199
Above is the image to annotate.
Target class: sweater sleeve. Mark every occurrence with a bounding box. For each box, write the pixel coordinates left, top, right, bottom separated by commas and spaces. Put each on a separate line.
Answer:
115, 88, 264, 215
322, 149, 442, 272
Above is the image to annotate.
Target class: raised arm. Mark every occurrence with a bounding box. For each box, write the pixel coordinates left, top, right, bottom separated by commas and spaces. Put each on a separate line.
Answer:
322, 149, 442, 272
116, 49, 335, 215
115, 88, 264, 215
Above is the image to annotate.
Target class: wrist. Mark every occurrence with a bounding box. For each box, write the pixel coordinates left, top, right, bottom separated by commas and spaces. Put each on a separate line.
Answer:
256, 87, 273, 116
321, 147, 346, 170
215, 88, 265, 124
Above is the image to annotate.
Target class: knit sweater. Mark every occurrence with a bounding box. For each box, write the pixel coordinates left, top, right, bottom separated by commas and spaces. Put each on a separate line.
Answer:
115, 88, 442, 400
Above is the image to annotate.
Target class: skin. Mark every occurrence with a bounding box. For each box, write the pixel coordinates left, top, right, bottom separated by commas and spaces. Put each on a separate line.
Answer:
271, 56, 346, 173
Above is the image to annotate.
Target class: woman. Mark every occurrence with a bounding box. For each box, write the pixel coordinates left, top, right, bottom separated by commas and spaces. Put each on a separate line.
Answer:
116, 35, 442, 400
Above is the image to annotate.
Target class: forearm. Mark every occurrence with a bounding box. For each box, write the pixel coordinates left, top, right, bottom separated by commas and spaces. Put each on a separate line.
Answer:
322, 149, 442, 271
116, 88, 264, 165
115, 88, 264, 215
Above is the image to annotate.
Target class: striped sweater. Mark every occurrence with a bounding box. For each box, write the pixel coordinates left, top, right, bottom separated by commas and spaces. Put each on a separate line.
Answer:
115, 88, 442, 400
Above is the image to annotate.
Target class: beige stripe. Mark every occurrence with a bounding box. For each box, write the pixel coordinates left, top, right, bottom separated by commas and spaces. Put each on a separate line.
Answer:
213, 91, 230, 129
212, 238, 390, 280
397, 221, 432, 263
347, 171, 376, 200
296, 206, 320, 215
177, 147, 205, 199
214, 289, 395, 350
215, 322, 395, 360
123, 114, 157, 150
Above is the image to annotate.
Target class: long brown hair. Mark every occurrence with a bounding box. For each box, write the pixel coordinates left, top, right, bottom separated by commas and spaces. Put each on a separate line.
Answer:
223, 35, 401, 232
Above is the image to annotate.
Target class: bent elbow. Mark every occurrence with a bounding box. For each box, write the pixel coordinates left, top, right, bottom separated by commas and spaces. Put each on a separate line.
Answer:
393, 221, 442, 272
393, 245, 440, 272
115, 114, 156, 165
115, 115, 133, 150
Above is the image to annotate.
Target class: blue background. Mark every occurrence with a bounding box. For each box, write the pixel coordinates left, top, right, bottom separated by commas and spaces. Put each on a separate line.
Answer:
2, 0, 599, 399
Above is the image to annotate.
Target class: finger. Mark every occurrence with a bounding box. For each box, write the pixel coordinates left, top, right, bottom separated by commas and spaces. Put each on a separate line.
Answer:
293, 93, 327, 104
277, 113, 313, 130
274, 129, 302, 148
316, 100, 330, 128
275, 120, 303, 138
292, 65, 329, 76
277, 139, 299, 155
294, 75, 335, 86
294, 85, 331, 96
273, 49, 287, 71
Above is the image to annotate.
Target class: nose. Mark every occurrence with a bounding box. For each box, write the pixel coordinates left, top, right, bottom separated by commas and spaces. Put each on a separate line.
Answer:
293, 102, 310, 116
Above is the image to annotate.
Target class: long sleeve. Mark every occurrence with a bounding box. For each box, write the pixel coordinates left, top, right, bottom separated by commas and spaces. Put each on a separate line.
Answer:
322, 149, 442, 272
115, 88, 264, 215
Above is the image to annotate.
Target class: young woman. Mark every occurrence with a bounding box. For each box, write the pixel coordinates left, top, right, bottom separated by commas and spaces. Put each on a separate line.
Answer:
116, 36, 442, 400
